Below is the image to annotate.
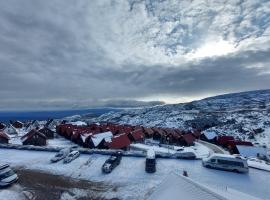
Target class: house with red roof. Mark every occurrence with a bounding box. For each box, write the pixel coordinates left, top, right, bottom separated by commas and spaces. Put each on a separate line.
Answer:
0, 131, 10, 144
179, 133, 196, 146
152, 128, 165, 140
128, 129, 145, 143
191, 129, 201, 139
227, 140, 253, 154
106, 133, 131, 150
21, 129, 47, 146
87, 131, 113, 149
216, 135, 235, 147
144, 128, 154, 138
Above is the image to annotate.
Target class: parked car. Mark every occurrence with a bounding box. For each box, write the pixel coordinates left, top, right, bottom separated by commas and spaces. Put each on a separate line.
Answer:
102, 152, 122, 173
174, 151, 196, 159
0, 164, 18, 188
202, 153, 249, 173
50, 148, 70, 163
145, 149, 156, 173
63, 151, 80, 164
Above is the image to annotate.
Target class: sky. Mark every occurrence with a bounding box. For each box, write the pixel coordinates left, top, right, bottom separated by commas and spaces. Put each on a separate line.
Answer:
0, 0, 270, 110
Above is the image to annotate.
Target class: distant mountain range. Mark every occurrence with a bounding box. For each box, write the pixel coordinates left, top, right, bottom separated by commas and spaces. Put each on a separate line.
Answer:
88, 89, 270, 146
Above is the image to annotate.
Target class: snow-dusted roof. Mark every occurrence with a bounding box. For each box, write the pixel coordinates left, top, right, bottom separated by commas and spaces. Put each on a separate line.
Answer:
149, 173, 261, 200
91, 131, 113, 147
236, 146, 267, 158
203, 132, 217, 140
149, 173, 224, 200
4, 125, 18, 135
81, 133, 92, 143
147, 149, 155, 159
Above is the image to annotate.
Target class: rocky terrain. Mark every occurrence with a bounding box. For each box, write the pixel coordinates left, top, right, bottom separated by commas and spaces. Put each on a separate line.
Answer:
88, 89, 270, 146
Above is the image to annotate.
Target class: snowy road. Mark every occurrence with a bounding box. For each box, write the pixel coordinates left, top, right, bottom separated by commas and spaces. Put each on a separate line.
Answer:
0, 149, 269, 199
197, 140, 226, 154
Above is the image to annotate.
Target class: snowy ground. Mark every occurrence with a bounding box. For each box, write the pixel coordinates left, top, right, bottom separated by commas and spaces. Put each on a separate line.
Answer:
0, 149, 270, 199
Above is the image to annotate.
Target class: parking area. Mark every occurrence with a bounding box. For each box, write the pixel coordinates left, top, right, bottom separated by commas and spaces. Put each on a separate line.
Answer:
0, 148, 270, 199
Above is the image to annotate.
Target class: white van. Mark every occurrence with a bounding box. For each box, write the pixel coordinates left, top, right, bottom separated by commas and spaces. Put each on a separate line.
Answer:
145, 149, 156, 173
202, 154, 249, 173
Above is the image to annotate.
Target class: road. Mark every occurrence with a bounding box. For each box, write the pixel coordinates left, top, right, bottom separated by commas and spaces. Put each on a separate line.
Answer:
198, 140, 226, 154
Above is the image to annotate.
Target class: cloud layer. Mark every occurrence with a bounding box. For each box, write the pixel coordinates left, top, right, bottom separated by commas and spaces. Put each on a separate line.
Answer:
0, 0, 270, 110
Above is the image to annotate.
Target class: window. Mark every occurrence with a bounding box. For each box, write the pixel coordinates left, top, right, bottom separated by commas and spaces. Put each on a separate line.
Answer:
217, 159, 244, 167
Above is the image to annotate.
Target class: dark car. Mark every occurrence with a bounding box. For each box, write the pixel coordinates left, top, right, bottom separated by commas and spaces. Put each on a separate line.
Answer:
0, 164, 18, 188
102, 152, 122, 173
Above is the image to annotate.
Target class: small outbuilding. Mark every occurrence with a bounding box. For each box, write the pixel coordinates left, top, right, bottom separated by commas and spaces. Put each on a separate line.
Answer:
0, 132, 10, 144
21, 129, 47, 146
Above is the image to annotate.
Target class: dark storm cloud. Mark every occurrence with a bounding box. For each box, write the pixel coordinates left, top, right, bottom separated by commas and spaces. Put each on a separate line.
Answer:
0, 0, 269, 110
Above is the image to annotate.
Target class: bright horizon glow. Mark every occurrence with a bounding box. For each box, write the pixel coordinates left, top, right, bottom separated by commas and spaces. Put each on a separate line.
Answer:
187, 39, 236, 59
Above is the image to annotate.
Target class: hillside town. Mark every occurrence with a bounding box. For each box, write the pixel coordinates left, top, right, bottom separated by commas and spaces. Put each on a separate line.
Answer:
0, 116, 270, 199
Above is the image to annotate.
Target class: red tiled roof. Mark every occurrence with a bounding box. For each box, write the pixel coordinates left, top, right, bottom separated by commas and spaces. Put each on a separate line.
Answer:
0, 132, 10, 140
106, 133, 131, 149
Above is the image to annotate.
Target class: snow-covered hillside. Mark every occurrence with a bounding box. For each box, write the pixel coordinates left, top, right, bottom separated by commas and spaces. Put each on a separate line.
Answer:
89, 90, 270, 146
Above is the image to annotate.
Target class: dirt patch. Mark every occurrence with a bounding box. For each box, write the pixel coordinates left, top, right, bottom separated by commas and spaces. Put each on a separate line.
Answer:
14, 168, 119, 200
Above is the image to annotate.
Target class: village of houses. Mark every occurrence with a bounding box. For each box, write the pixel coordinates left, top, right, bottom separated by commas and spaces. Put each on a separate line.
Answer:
0, 119, 270, 200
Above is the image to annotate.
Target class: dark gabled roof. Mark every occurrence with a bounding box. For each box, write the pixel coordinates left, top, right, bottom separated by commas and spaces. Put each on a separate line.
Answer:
21, 129, 47, 142
0, 131, 10, 140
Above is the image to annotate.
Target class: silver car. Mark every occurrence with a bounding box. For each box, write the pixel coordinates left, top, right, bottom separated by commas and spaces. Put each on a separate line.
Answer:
0, 164, 18, 188
63, 151, 80, 164
50, 148, 70, 163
